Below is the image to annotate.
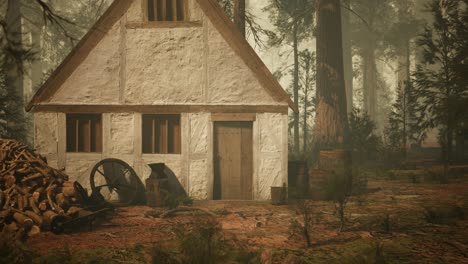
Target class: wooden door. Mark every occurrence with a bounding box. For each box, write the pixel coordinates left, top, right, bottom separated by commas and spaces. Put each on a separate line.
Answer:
214, 122, 253, 200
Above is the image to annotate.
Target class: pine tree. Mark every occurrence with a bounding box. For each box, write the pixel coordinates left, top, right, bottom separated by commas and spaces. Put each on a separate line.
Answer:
413, 0, 468, 181
350, 0, 395, 123
387, 81, 420, 158
298, 49, 316, 155
348, 108, 379, 164
264, 0, 314, 156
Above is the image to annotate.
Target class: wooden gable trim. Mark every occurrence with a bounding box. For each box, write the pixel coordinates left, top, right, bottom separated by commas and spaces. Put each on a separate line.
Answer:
26, 0, 297, 113
25, 0, 132, 112
195, 0, 298, 113
33, 104, 288, 114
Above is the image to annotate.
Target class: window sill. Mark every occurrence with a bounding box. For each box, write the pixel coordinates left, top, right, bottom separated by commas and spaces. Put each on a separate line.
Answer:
65, 152, 103, 155
126, 21, 202, 29
142, 153, 182, 157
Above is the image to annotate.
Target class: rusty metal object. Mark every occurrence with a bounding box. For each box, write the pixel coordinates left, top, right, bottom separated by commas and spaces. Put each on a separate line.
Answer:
89, 158, 144, 206
42, 210, 68, 234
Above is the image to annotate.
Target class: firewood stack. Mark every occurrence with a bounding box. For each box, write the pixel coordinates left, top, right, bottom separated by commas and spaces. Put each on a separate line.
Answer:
0, 139, 84, 237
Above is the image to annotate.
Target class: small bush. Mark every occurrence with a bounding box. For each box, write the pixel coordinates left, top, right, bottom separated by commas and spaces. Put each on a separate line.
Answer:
0, 230, 36, 264
423, 204, 465, 224
346, 239, 387, 264
162, 192, 194, 209
324, 169, 353, 232
289, 200, 314, 247
229, 248, 261, 264
151, 243, 180, 264
173, 218, 224, 264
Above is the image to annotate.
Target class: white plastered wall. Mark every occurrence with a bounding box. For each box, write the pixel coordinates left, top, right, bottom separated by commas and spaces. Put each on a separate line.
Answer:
45, 0, 279, 106
34, 111, 288, 200
34, 0, 289, 200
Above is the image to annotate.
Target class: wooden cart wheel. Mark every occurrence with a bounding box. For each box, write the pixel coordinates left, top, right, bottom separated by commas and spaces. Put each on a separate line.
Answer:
90, 158, 140, 206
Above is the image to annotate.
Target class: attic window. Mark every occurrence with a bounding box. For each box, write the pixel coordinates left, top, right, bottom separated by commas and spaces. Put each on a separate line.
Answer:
66, 114, 102, 153
147, 0, 186, 21
142, 114, 181, 154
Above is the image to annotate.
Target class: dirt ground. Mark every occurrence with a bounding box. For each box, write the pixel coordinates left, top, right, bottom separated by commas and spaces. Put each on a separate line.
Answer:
27, 178, 468, 263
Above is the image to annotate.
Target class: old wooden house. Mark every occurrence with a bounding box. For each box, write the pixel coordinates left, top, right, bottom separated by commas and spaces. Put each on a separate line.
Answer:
26, 0, 296, 200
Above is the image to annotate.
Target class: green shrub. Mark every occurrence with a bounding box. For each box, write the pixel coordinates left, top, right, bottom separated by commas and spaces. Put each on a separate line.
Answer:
0, 230, 36, 264
324, 170, 353, 232
162, 192, 194, 209
173, 218, 224, 264
422, 204, 465, 224
151, 243, 180, 264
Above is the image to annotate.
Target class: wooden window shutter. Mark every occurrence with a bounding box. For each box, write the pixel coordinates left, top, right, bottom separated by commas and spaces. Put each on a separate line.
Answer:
66, 114, 102, 153
147, 0, 185, 21
142, 114, 181, 154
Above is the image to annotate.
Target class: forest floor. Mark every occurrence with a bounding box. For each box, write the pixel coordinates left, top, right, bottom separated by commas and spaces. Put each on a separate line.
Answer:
26, 175, 468, 263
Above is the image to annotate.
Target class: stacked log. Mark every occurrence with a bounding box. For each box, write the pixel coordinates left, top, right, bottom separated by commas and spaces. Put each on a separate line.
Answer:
0, 139, 83, 237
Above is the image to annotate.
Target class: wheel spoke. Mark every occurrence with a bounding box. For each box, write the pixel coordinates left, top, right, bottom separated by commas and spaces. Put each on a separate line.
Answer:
90, 159, 140, 206
96, 168, 106, 177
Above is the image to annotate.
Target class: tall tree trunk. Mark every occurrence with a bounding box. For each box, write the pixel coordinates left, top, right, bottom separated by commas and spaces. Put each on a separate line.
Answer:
313, 0, 349, 150
303, 93, 308, 155
293, 21, 300, 156
442, 68, 452, 183
342, 0, 353, 113
5, 0, 25, 140
362, 49, 377, 120
402, 89, 407, 158
234, 0, 246, 37
397, 39, 411, 87
24, 14, 44, 144
303, 76, 310, 155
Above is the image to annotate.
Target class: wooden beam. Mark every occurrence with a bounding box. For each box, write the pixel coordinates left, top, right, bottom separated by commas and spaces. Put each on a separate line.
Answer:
161, 0, 166, 20
151, 118, 156, 153
181, 0, 187, 20
172, 0, 177, 21
75, 119, 79, 152
153, 0, 158, 21
33, 104, 289, 114
86, 119, 91, 152
125, 21, 202, 29
142, 0, 148, 21
211, 113, 256, 122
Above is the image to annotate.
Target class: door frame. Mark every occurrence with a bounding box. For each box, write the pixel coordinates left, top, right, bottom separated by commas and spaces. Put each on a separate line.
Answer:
211, 113, 255, 200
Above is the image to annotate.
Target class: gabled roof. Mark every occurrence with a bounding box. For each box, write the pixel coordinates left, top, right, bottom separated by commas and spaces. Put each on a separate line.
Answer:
26, 0, 298, 113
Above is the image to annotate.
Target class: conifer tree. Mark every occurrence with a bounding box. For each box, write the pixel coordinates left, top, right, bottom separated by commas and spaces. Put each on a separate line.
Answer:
264, 0, 314, 156
413, 0, 468, 180
387, 81, 420, 158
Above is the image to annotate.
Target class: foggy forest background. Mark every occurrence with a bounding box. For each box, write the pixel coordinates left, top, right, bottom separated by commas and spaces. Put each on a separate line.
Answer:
0, 0, 467, 168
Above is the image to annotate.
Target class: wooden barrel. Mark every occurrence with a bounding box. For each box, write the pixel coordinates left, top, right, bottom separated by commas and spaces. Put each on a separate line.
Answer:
318, 149, 351, 171
271, 186, 287, 205
308, 149, 352, 200
288, 161, 309, 197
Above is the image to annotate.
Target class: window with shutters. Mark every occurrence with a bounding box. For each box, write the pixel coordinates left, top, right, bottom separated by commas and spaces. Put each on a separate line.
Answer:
142, 114, 181, 154
66, 114, 102, 153
147, 0, 186, 22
